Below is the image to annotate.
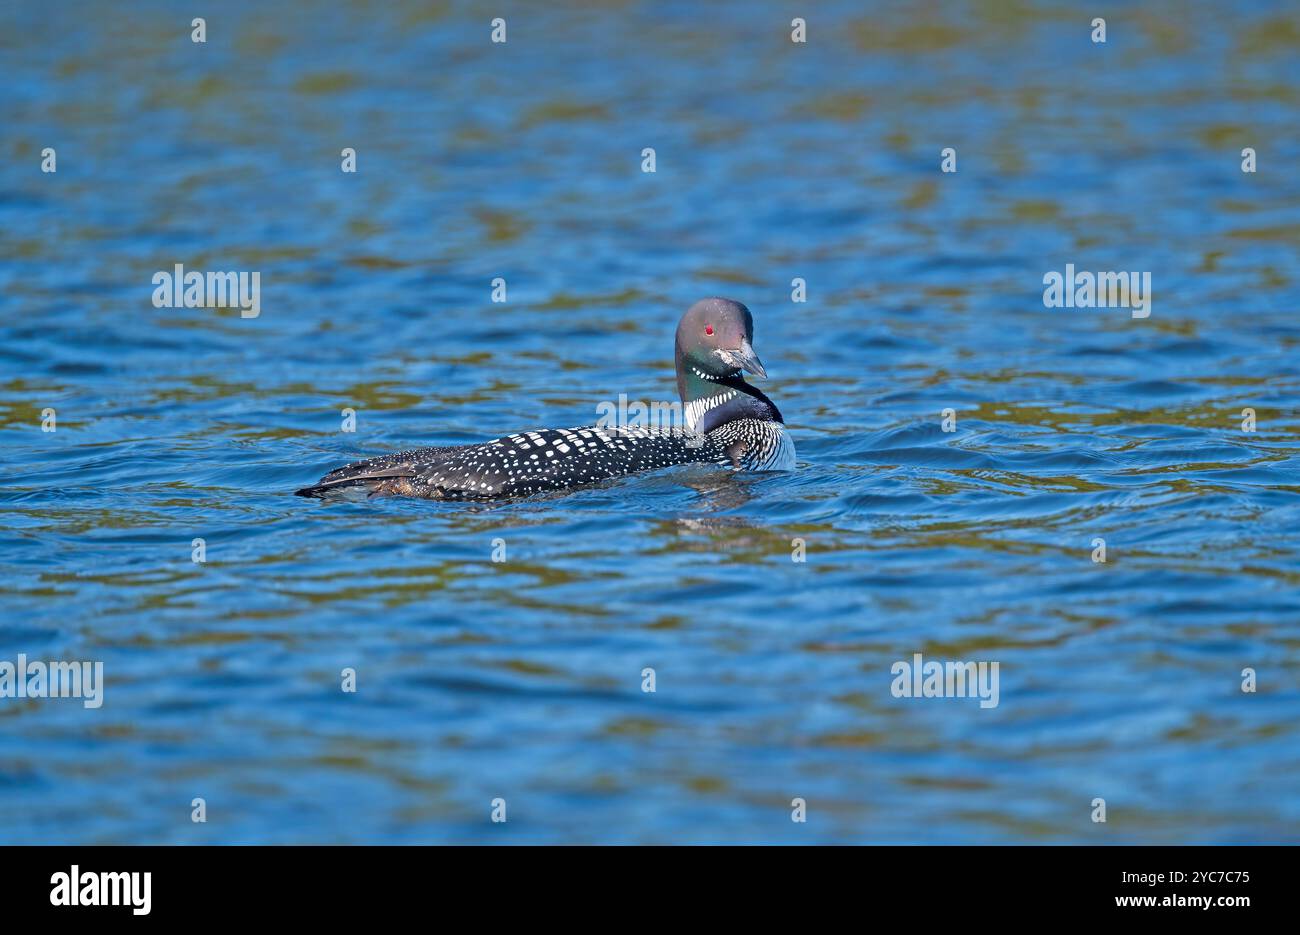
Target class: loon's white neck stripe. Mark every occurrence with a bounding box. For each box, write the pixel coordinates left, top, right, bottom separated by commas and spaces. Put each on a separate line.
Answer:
684, 389, 737, 431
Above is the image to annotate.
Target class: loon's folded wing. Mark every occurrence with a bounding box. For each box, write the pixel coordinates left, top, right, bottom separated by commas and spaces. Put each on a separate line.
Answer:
294, 447, 450, 499
295, 428, 730, 501
403, 427, 731, 500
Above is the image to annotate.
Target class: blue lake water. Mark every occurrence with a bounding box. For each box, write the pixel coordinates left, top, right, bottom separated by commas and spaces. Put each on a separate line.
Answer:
1, 0, 1299, 843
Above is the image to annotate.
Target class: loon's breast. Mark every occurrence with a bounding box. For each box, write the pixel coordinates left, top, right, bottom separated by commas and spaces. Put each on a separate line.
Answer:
707, 418, 796, 472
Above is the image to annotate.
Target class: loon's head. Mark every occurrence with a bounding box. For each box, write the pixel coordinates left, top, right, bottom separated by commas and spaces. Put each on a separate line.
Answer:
675, 297, 766, 381
674, 297, 783, 426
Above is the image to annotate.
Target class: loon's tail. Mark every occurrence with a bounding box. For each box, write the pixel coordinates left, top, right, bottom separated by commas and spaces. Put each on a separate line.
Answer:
295, 446, 455, 500
294, 479, 390, 500
294, 468, 411, 500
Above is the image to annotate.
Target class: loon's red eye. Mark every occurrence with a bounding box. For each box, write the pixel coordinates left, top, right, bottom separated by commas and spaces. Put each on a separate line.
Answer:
705, 325, 713, 335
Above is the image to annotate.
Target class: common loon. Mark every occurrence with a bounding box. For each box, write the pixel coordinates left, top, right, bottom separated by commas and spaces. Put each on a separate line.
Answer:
295, 297, 795, 501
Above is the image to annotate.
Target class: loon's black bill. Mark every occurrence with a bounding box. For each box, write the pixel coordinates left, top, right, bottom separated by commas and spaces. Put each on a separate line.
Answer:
715, 340, 767, 379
